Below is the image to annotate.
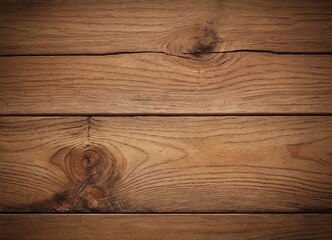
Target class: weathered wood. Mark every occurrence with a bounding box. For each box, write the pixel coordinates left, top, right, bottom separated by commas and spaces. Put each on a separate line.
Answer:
0, 214, 332, 240
0, 116, 331, 212
0, 0, 331, 55
1, 54, 331, 115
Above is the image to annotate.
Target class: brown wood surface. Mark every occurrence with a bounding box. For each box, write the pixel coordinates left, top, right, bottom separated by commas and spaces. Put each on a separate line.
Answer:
1, 53, 331, 115
0, 116, 331, 212
0, 0, 331, 238
1, 214, 332, 240
0, 0, 331, 55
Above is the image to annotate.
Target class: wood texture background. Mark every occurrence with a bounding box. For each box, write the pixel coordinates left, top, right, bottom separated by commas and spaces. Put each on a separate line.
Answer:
0, 0, 331, 239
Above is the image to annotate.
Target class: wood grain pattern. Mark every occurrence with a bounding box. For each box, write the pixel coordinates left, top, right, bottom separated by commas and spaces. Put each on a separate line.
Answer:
0, 116, 331, 212
1, 214, 332, 240
0, 0, 331, 55
1, 0, 331, 237
1, 53, 331, 114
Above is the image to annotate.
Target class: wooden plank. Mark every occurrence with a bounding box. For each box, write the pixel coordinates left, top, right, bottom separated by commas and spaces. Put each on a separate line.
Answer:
1, 53, 331, 115
0, 214, 331, 240
0, 116, 331, 212
0, 0, 331, 55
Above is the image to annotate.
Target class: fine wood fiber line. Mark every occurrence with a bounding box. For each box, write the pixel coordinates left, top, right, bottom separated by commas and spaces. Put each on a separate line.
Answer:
1, 53, 331, 115
0, 116, 331, 213
0, 0, 331, 55
1, 214, 332, 240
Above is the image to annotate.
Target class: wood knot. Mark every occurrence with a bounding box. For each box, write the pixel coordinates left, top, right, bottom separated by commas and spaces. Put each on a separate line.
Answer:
164, 20, 221, 60
50, 144, 126, 211
190, 22, 221, 57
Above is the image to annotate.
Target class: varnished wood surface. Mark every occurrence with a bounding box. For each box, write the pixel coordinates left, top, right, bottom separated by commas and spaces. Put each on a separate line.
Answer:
1, 53, 331, 115
0, 214, 332, 240
0, 0, 331, 55
0, 116, 331, 212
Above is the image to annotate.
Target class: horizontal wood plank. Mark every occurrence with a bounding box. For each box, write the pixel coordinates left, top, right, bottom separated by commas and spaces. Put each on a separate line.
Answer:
0, 0, 331, 55
0, 116, 331, 212
0, 214, 332, 240
1, 53, 331, 114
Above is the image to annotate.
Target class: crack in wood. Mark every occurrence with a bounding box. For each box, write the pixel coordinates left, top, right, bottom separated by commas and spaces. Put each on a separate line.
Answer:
86, 116, 91, 144
0, 50, 331, 58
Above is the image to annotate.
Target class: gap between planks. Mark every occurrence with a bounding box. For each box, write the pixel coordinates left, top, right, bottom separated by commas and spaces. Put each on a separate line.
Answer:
1, 49, 332, 58
1, 114, 332, 117
2, 212, 332, 215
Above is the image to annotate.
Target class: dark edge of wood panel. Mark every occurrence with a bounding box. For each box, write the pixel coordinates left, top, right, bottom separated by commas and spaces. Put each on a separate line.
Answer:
0, 214, 332, 240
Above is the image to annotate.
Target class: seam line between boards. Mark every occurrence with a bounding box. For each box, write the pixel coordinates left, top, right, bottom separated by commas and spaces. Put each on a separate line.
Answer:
1, 114, 332, 117
1, 49, 332, 58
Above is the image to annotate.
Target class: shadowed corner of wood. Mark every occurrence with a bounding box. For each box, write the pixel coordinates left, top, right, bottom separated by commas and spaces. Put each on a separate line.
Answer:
12, 144, 127, 212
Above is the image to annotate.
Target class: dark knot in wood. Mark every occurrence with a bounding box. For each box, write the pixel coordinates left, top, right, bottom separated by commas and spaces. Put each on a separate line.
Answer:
61, 146, 119, 186
49, 144, 126, 212
191, 25, 220, 57
164, 20, 221, 60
